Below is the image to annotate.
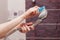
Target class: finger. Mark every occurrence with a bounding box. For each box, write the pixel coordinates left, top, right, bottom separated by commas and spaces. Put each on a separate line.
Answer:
34, 6, 39, 8
32, 6, 39, 15
29, 26, 34, 30
25, 25, 31, 31
26, 22, 33, 26
30, 6, 39, 12
31, 11, 36, 16
34, 6, 41, 14
26, 22, 34, 30
20, 26, 26, 33
34, 6, 39, 11
20, 24, 30, 33
22, 26, 27, 33
20, 27, 24, 33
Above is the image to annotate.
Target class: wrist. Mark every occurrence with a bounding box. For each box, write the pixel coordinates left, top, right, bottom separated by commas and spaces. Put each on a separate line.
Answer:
21, 12, 28, 19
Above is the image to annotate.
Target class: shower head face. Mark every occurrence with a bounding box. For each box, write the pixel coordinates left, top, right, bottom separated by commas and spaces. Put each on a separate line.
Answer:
38, 6, 48, 20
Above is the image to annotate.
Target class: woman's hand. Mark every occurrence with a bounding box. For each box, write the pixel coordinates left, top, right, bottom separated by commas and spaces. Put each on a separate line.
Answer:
23, 6, 39, 19
16, 22, 34, 33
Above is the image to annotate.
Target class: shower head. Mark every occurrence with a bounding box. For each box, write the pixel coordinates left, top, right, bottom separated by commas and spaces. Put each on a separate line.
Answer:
38, 6, 47, 20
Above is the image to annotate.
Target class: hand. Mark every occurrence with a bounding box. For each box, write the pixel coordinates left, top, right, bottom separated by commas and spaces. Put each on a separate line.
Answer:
23, 6, 39, 19
16, 22, 34, 33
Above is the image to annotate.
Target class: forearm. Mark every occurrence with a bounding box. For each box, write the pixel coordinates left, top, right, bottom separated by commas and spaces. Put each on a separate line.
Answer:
0, 6, 38, 38
0, 13, 26, 38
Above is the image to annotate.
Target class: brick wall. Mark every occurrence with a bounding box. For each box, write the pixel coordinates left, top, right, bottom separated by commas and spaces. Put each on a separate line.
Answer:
26, 0, 60, 40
